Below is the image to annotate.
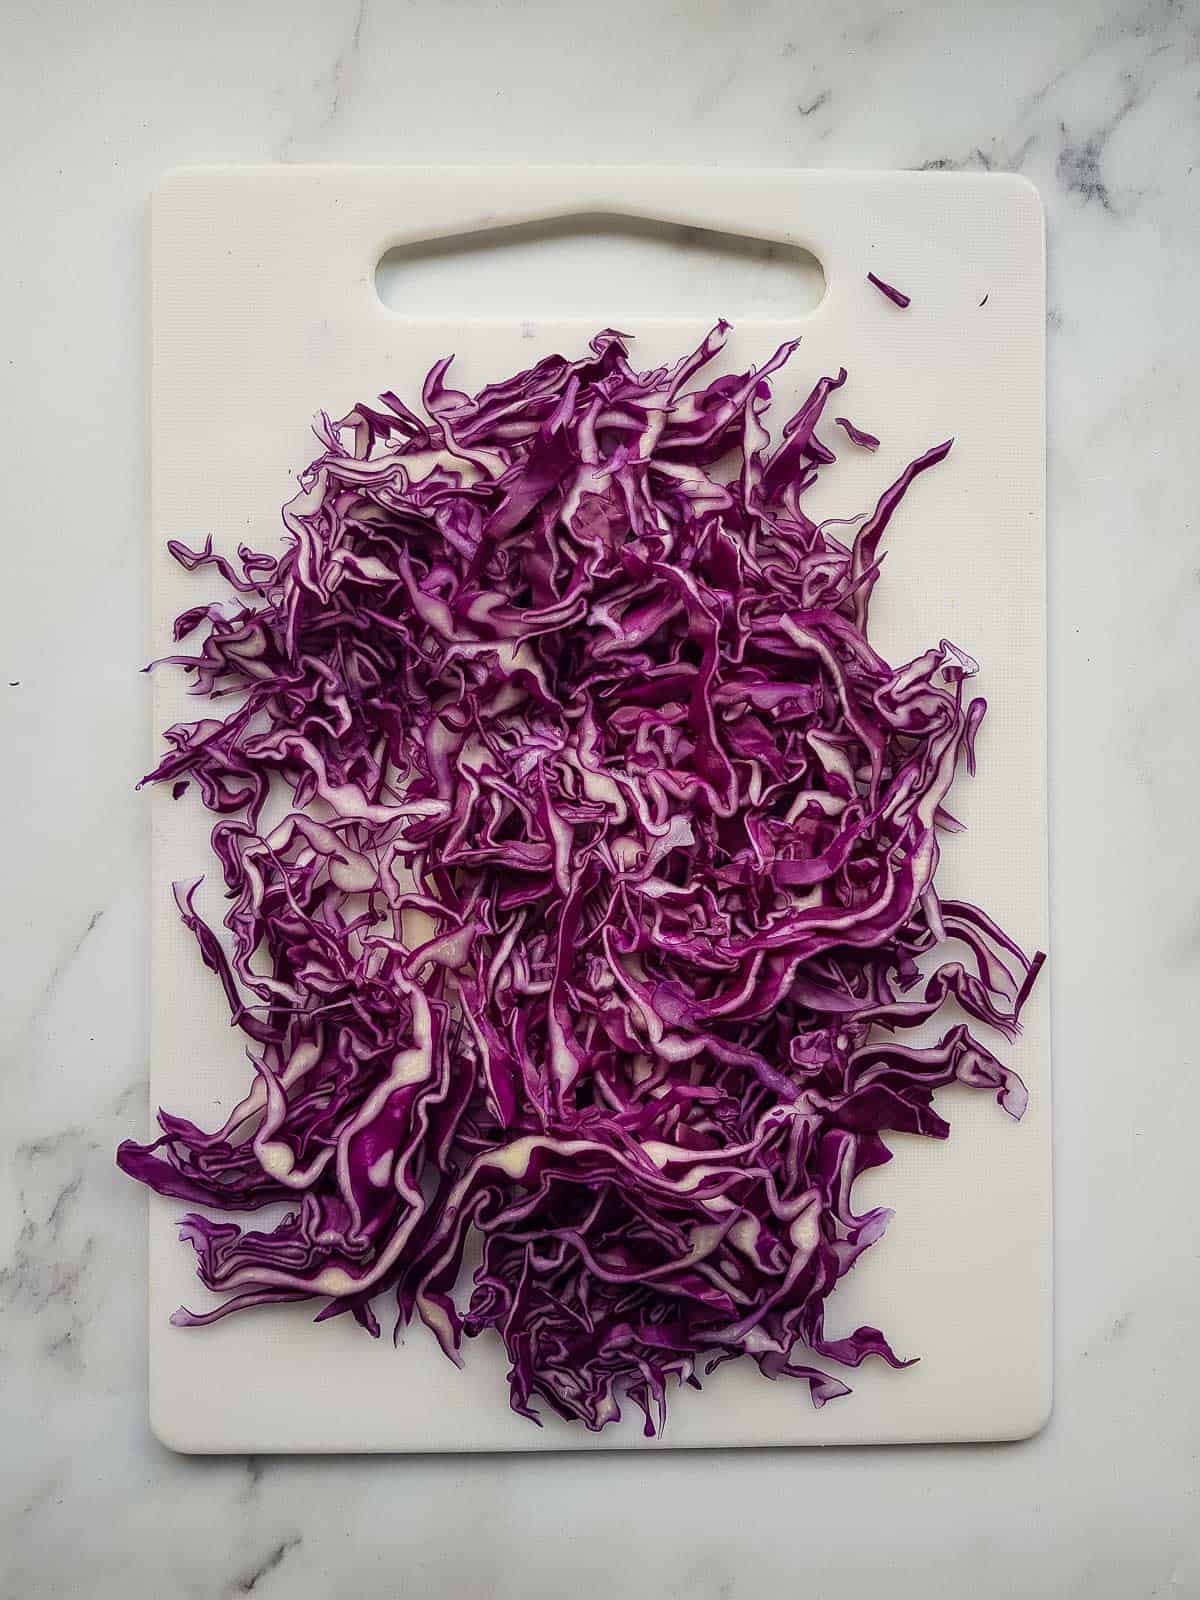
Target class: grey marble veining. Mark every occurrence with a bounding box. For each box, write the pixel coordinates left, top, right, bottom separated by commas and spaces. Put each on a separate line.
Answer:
2, 0, 1198, 1595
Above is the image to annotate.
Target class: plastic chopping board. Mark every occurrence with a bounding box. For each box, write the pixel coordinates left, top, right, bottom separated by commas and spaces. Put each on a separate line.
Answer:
146, 165, 1049, 1452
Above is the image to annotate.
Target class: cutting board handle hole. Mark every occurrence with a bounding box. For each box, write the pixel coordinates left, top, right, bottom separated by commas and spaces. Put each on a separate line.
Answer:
375, 213, 825, 321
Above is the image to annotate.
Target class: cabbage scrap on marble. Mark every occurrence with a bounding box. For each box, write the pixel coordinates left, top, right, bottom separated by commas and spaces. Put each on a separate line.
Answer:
120, 323, 1043, 1435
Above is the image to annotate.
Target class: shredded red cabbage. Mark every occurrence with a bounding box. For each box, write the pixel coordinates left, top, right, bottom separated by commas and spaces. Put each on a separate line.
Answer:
867, 272, 911, 309
120, 324, 1042, 1435
833, 415, 881, 451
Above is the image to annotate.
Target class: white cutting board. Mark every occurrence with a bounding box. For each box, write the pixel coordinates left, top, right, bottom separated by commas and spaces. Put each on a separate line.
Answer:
147, 165, 1049, 1452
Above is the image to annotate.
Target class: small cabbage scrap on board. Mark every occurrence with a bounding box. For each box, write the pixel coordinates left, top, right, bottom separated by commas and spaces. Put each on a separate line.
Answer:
121, 324, 1043, 1435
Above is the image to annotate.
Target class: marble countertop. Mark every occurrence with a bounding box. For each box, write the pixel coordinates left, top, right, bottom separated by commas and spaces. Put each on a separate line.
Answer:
2, 0, 1198, 1595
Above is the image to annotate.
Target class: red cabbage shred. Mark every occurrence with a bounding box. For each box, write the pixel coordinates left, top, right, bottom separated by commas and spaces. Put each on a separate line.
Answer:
867, 272, 912, 309
119, 324, 1043, 1436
